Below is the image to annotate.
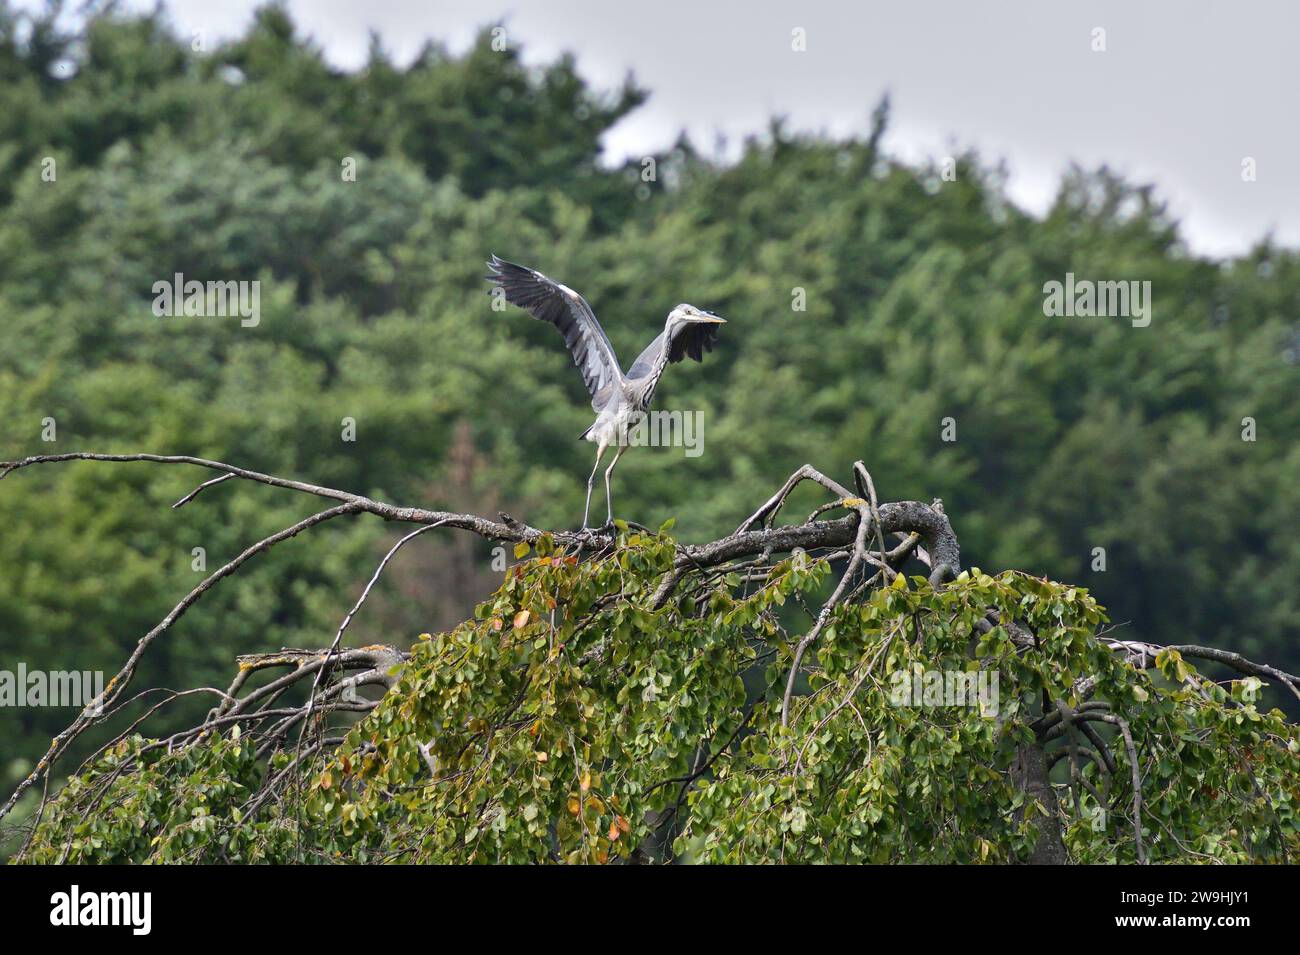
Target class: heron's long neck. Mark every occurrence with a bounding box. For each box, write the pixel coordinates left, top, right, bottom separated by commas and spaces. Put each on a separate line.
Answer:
636, 327, 675, 409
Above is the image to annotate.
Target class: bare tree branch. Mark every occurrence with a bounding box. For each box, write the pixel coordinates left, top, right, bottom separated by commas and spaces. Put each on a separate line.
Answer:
0, 497, 362, 822
1106, 640, 1300, 703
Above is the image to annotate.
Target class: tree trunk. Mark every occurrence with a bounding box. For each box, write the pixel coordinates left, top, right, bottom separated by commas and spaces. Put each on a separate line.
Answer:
1011, 741, 1068, 864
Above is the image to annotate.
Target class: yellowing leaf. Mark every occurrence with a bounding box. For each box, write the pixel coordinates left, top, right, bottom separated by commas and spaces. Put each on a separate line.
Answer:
513, 609, 531, 628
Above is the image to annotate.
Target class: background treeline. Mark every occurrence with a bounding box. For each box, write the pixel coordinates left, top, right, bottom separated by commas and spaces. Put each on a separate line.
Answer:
1, 2, 1297, 796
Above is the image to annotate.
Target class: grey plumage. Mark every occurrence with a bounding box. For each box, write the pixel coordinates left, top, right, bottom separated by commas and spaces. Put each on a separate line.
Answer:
486, 255, 725, 528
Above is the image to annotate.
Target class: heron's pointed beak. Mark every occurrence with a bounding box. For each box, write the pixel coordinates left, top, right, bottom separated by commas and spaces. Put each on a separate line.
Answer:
702, 315, 726, 324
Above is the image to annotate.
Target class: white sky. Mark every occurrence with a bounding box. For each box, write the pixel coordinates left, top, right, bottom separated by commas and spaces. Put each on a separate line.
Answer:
26, 0, 1300, 257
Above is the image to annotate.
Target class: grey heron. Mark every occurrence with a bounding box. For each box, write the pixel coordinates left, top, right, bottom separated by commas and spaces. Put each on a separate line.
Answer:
486, 255, 725, 529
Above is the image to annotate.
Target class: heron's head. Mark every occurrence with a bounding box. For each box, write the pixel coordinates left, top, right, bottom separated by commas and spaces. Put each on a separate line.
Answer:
666, 303, 726, 327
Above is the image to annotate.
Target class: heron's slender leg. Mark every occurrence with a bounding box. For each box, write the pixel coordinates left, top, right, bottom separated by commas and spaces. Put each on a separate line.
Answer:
603, 446, 627, 526
582, 445, 606, 529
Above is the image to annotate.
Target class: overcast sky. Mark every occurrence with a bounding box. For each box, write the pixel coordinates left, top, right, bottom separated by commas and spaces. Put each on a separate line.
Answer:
43, 0, 1300, 257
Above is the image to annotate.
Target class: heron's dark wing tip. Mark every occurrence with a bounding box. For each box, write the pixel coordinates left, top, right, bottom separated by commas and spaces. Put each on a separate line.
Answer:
668, 321, 722, 363
487, 255, 528, 272
486, 255, 534, 287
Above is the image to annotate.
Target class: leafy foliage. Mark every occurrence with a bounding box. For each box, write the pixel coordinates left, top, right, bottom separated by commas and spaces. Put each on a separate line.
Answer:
22, 534, 1299, 863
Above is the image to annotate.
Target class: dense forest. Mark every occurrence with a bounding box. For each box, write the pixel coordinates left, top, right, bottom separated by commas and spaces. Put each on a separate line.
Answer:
0, 3, 1297, 859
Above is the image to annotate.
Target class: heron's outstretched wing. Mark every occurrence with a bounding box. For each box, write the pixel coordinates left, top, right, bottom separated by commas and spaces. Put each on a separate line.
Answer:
627, 322, 720, 381
486, 256, 623, 410
626, 333, 667, 381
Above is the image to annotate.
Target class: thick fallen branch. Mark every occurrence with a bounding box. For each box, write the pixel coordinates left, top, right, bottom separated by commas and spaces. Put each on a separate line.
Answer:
0, 452, 958, 570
